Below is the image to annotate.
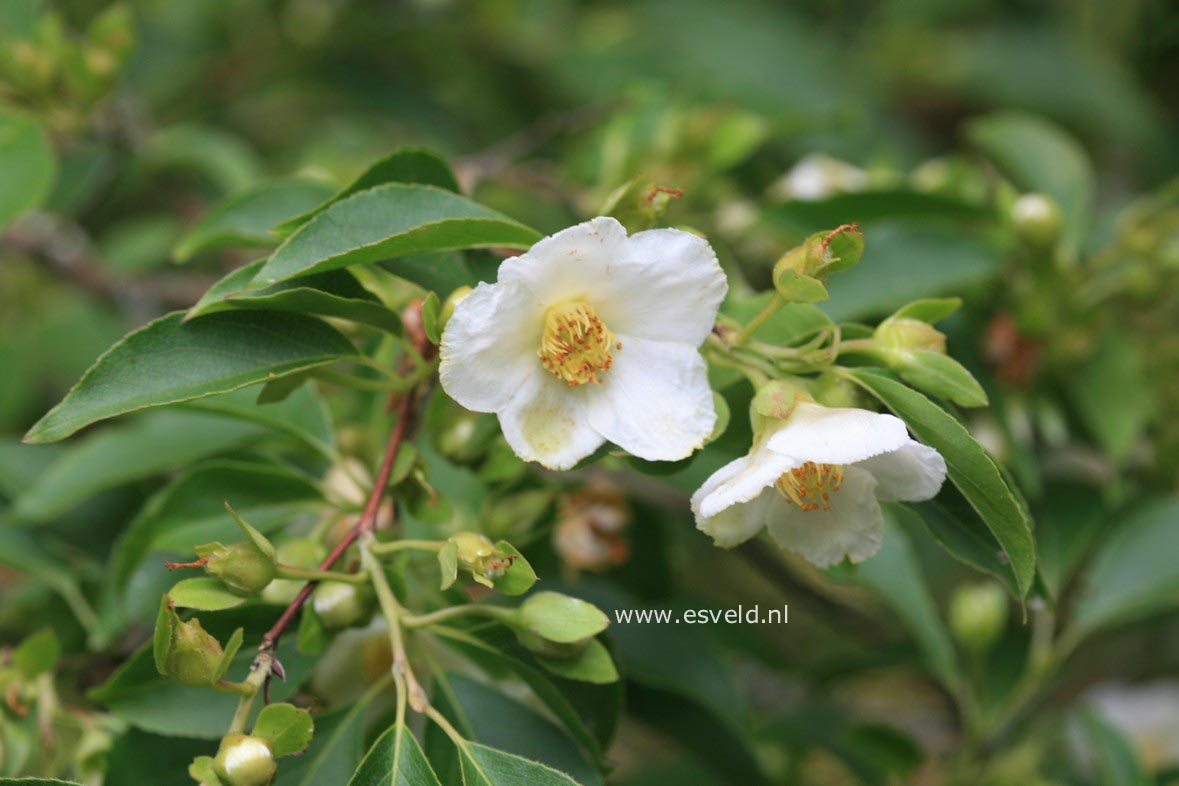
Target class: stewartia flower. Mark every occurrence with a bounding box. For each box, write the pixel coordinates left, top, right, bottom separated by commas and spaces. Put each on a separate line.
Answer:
440, 216, 727, 470
691, 399, 946, 567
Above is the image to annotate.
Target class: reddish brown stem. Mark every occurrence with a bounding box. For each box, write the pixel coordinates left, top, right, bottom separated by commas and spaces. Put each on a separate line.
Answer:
258, 301, 434, 655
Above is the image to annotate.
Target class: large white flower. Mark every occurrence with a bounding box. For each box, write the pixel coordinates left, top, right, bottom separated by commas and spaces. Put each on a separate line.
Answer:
691, 401, 946, 567
440, 217, 727, 470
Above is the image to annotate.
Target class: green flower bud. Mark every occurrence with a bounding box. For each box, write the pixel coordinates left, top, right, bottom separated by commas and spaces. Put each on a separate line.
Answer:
446, 532, 526, 590
165, 616, 224, 688
875, 317, 947, 356
1010, 193, 1063, 247
949, 582, 1008, 654
311, 582, 373, 630
440, 286, 472, 330
752, 380, 806, 420
215, 734, 276, 786
196, 541, 277, 596
262, 539, 326, 605
449, 531, 496, 565
510, 592, 609, 659
771, 225, 863, 303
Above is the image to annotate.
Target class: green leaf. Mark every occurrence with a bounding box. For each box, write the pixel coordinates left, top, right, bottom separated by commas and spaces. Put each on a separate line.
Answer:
104, 728, 209, 786
224, 502, 277, 562
895, 351, 988, 408
1077, 709, 1150, 786
491, 541, 537, 596
965, 111, 1095, 253
1067, 330, 1153, 463
276, 146, 460, 236
174, 179, 336, 261
433, 628, 608, 767
168, 577, 248, 611
1033, 482, 1105, 599
459, 741, 582, 786
438, 541, 459, 590
24, 311, 357, 443
0, 528, 96, 629
14, 410, 272, 521
187, 259, 403, 335
845, 507, 961, 688
891, 297, 962, 323
255, 184, 539, 285
188, 755, 221, 786
142, 124, 262, 195
1071, 498, 1179, 638
277, 695, 376, 786
534, 640, 619, 685
183, 384, 337, 459
347, 723, 442, 786
845, 368, 1036, 598
515, 592, 609, 644
254, 703, 315, 757
0, 110, 56, 231
12, 628, 62, 678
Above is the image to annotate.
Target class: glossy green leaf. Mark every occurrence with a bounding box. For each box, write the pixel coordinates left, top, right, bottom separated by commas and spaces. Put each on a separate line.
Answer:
895, 350, 988, 408
168, 577, 247, 611
912, 494, 1020, 598
459, 740, 582, 786
255, 184, 539, 284
534, 639, 619, 685
1071, 498, 1179, 637
183, 384, 337, 459
187, 258, 403, 335
277, 146, 460, 236
14, 410, 270, 522
24, 311, 357, 444
965, 111, 1095, 253
254, 703, 314, 757
0, 110, 56, 231
348, 723, 442, 786
845, 368, 1036, 598
174, 179, 336, 261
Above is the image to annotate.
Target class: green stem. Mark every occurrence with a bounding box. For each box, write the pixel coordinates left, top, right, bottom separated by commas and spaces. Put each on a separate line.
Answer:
734, 294, 784, 344
368, 539, 446, 556
275, 565, 369, 584
226, 652, 273, 734
401, 604, 509, 629
360, 536, 428, 712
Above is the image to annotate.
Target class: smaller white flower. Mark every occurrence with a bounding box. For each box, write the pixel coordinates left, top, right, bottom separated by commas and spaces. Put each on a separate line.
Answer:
440, 217, 727, 470
691, 401, 946, 567
770, 154, 870, 202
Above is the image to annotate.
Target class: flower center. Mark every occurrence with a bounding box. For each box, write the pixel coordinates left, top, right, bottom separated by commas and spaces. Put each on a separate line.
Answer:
774, 462, 844, 511
538, 301, 619, 387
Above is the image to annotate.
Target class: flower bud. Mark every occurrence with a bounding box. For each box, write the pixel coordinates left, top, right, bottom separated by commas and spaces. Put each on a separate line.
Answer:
165, 616, 225, 688
214, 734, 276, 786
771, 225, 863, 303
1010, 193, 1063, 247
510, 592, 609, 659
875, 317, 947, 356
446, 531, 517, 589
949, 582, 1008, 654
752, 379, 806, 420
440, 286, 472, 330
197, 541, 277, 596
553, 482, 630, 572
262, 539, 326, 605
311, 581, 373, 630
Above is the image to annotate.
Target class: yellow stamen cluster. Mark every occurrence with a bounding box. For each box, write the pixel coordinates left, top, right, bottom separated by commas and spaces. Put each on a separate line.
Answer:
538, 301, 619, 386
774, 462, 844, 511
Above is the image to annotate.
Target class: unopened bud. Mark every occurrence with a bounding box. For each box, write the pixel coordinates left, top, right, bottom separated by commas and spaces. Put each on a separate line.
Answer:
262, 539, 326, 605
1010, 193, 1063, 247
771, 225, 863, 303
311, 582, 373, 630
511, 592, 608, 659
875, 317, 947, 356
440, 286, 472, 330
215, 734, 276, 786
949, 582, 1008, 653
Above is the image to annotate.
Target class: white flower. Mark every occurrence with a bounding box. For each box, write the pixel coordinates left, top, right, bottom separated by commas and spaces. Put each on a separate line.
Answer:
440, 216, 727, 470
691, 401, 946, 567
771, 153, 870, 202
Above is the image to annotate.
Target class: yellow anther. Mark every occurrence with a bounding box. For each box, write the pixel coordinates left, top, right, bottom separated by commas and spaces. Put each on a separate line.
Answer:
774, 462, 844, 511
538, 301, 618, 386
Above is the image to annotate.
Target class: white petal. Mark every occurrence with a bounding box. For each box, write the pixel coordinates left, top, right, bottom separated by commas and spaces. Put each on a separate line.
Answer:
591, 228, 727, 346
498, 217, 629, 306
691, 443, 800, 520
856, 440, 946, 502
586, 336, 715, 462
694, 488, 773, 548
765, 402, 910, 466
497, 370, 604, 470
439, 279, 544, 413
765, 465, 884, 568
